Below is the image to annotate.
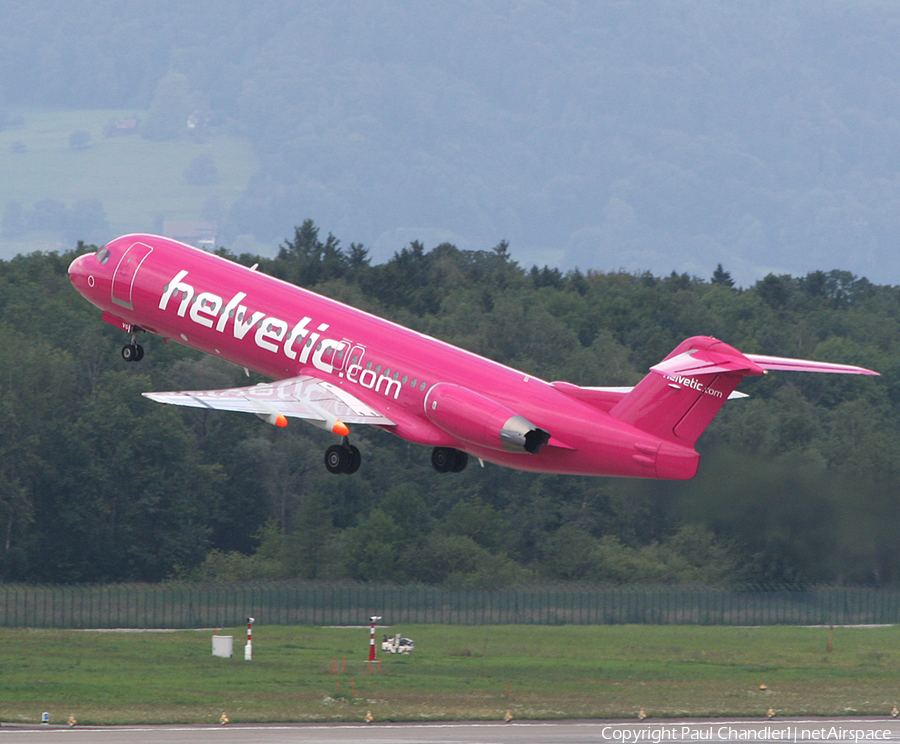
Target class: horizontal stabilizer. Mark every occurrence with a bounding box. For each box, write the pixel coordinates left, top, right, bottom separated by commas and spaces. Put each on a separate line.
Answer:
744, 353, 879, 376
650, 349, 766, 378
650, 347, 878, 379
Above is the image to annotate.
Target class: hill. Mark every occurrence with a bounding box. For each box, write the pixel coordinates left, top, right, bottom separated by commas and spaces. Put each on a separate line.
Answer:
3, 1, 900, 284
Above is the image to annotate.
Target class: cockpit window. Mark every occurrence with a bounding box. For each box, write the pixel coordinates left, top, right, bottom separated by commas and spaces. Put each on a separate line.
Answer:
96, 247, 111, 265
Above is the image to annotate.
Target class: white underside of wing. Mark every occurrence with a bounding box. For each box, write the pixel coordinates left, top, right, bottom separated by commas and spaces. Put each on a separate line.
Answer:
143, 375, 396, 426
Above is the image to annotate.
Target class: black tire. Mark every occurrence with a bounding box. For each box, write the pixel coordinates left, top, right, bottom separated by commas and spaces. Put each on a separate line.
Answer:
346, 445, 361, 474
325, 444, 350, 474
431, 447, 454, 473
451, 450, 468, 472
121, 344, 136, 362
133, 344, 145, 362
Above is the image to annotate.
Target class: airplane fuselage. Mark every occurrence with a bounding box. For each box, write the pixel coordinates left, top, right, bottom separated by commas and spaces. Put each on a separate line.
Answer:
68, 235, 699, 478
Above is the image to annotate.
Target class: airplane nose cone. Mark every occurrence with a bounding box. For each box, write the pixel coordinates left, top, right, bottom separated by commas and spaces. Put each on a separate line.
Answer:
68, 252, 94, 293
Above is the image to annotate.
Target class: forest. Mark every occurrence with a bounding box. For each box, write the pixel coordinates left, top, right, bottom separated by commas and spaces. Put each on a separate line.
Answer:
1, 221, 898, 587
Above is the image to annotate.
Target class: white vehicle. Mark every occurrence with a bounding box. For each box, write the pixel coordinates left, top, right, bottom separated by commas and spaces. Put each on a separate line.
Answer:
381, 633, 414, 654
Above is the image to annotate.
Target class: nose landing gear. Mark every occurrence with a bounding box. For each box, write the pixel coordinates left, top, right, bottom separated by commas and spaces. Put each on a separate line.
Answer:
121, 342, 144, 362
121, 329, 145, 362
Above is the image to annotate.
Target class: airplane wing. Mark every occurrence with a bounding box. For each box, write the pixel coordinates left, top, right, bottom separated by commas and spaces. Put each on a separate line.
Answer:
143, 375, 395, 434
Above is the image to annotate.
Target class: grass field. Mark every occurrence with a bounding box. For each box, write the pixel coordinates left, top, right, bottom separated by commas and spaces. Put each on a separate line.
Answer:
1, 624, 899, 726
0, 108, 259, 257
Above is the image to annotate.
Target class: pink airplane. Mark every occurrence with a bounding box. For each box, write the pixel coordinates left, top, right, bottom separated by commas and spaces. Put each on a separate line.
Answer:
68, 234, 878, 478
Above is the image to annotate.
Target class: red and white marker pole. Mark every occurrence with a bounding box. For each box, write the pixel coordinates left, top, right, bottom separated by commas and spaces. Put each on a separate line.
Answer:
244, 616, 254, 661
368, 615, 382, 662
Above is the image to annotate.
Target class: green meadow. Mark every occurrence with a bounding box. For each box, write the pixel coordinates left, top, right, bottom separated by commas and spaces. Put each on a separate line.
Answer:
0, 108, 258, 255
1, 624, 899, 725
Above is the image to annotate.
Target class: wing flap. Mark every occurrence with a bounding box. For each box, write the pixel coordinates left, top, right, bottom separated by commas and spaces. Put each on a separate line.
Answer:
143, 375, 395, 427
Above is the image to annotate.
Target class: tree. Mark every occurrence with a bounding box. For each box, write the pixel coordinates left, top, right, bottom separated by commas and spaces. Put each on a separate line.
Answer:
277, 219, 357, 286
343, 509, 405, 581
711, 263, 735, 288
0, 232, 897, 586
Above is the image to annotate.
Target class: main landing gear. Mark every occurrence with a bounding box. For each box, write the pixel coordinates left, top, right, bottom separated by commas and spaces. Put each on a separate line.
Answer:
324, 443, 469, 475
325, 439, 361, 474
431, 447, 468, 473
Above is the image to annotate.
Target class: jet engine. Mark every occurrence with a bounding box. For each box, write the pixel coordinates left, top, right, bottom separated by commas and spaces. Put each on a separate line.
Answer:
424, 383, 550, 454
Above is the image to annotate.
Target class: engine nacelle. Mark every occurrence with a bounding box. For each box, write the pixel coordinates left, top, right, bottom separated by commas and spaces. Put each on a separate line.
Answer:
424, 383, 550, 454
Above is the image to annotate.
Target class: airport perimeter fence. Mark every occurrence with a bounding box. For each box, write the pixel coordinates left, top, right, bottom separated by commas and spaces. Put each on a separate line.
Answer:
1, 582, 899, 629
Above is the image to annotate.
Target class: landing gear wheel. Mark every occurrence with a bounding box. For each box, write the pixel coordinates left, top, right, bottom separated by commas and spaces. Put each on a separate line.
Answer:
121, 343, 144, 362
432, 447, 467, 473
325, 444, 350, 474
432, 447, 452, 473
325, 444, 361, 474
346, 445, 361, 474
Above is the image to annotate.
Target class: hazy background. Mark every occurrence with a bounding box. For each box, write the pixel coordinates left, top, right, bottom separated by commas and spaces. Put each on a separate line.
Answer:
2, 0, 900, 286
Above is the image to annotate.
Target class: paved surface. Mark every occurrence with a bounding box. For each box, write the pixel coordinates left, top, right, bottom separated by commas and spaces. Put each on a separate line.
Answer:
2, 718, 900, 744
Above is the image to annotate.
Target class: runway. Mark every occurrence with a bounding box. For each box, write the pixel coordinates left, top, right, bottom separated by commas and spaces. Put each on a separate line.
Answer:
2, 718, 900, 744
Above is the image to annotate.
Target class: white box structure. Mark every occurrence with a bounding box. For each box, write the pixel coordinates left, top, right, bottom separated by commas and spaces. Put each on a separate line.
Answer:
212, 635, 233, 658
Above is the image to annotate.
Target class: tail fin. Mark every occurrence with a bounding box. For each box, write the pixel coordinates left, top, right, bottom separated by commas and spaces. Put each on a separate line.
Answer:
609, 336, 877, 446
